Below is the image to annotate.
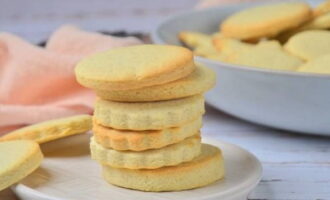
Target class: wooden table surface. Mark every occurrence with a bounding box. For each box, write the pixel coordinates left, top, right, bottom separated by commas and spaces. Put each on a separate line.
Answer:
1, 0, 329, 199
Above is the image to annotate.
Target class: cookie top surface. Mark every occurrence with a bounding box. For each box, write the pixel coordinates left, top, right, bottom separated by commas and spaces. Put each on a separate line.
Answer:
298, 53, 330, 74
0, 140, 43, 190
221, 2, 311, 40
217, 38, 302, 70
75, 44, 195, 90
0, 115, 92, 144
284, 30, 330, 61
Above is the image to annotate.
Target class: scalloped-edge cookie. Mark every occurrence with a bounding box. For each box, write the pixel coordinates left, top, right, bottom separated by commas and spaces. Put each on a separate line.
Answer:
94, 94, 205, 130
75, 44, 195, 91
284, 30, 330, 61
102, 143, 224, 191
0, 140, 43, 191
0, 115, 92, 144
95, 65, 215, 102
93, 117, 202, 151
90, 135, 201, 169
221, 2, 311, 40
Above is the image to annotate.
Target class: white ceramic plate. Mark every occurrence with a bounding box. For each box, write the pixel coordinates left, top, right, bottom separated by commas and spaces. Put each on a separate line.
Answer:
152, 0, 330, 136
12, 134, 262, 200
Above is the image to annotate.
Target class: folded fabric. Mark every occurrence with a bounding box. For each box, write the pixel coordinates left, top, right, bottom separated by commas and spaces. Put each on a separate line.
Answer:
0, 26, 142, 135
196, 0, 256, 9
46, 25, 142, 57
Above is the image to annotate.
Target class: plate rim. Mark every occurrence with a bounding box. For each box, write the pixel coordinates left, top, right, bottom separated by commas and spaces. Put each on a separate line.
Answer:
13, 136, 263, 200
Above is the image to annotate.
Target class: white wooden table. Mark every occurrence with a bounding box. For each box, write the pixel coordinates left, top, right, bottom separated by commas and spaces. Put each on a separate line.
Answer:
1, 0, 329, 199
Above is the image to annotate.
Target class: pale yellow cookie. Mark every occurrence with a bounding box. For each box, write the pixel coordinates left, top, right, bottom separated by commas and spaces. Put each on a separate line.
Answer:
90, 135, 201, 169
298, 53, 330, 74
0, 115, 92, 144
303, 12, 330, 30
95, 65, 215, 102
221, 2, 312, 40
213, 38, 302, 70
75, 45, 195, 91
313, 0, 330, 17
228, 43, 302, 70
94, 94, 204, 130
102, 143, 224, 192
93, 117, 202, 151
0, 140, 43, 191
284, 30, 330, 61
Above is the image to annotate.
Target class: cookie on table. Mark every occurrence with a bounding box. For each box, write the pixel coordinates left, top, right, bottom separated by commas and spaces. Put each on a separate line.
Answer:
313, 0, 330, 17
284, 30, 330, 61
0, 140, 43, 191
93, 117, 202, 151
0, 115, 92, 144
102, 143, 224, 192
220, 2, 312, 40
95, 65, 215, 102
94, 94, 204, 130
75, 44, 195, 91
90, 135, 201, 169
298, 53, 330, 74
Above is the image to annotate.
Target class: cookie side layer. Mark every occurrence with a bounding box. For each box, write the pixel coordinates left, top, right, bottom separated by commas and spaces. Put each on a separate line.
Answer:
93, 117, 202, 151
95, 65, 216, 102
94, 94, 205, 130
102, 143, 224, 192
90, 135, 201, 169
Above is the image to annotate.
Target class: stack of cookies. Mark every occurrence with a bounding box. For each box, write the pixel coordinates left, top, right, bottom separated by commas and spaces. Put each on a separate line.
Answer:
75, 44, 224, 191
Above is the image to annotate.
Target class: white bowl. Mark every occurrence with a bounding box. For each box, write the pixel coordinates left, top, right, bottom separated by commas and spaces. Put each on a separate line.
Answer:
152, 0, 330, 136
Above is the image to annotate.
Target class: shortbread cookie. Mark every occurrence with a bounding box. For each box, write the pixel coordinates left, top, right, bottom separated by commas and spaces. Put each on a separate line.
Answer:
178, 31, 223, 60
90, 135, 201, 169
102, 143, 224, 191
305, 12, 330, 29
75, 45, 195, 91
228, 44, 302, 70
0, 115, 92, 144
0, 140, 43, 191
93, 117, 202, 151
95, 65, 215, 102
298, 53, 330, 74
221, 2, 312, 40
214, 38, 302, 70
94, 94, 204, 130
284, 30, 330, 61
313, 0, 330, 17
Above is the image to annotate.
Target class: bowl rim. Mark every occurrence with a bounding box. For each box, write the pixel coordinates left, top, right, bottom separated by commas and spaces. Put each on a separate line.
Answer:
151, 1, 330, 79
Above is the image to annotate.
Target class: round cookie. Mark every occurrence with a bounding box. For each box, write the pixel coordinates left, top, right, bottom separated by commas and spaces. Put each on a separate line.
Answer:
0, 140, 43, 191
90, 135, 201, 169
0, 115, 92, 144
94, 94, 205, 130
95, 65, 215, 102
93, 117, 202, 151
102, 143, 224, 192
216, 38, 302, 70
75, 44, 195, 91
284, 30, 330, 61
298, 53, 330, 74
221, 2, 312, 40
313, 0, 330, 17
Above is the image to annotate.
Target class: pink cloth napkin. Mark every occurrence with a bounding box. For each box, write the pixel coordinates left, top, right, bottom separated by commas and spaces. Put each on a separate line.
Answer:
0, 26, 142, 135
196, 0, 258, 9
